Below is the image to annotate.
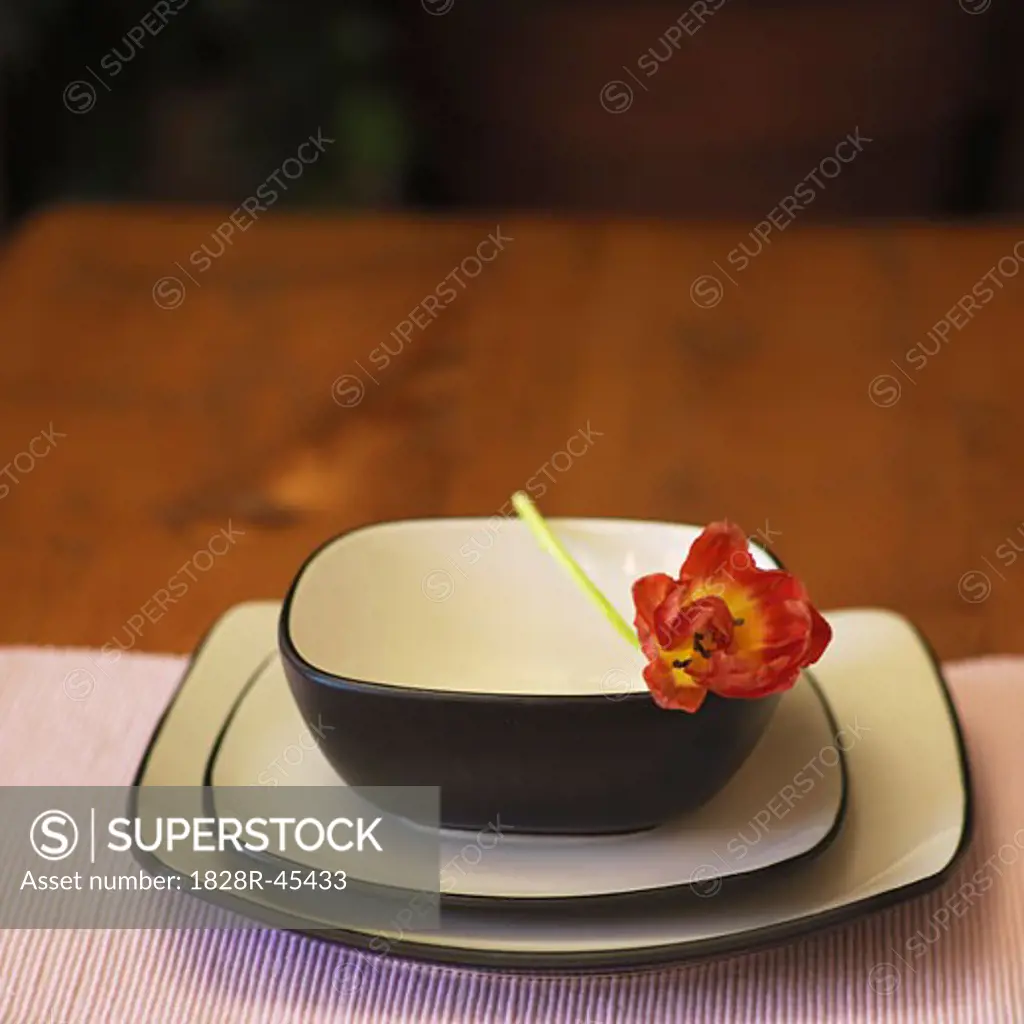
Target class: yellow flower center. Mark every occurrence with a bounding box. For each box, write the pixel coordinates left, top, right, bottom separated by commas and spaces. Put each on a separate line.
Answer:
659, 580, 767, 688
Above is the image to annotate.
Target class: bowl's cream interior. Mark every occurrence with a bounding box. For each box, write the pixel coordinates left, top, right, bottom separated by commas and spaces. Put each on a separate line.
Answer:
287, 518, 779, 696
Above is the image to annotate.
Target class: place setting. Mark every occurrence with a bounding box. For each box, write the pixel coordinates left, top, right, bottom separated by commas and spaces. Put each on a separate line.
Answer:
132, 494, 972, 971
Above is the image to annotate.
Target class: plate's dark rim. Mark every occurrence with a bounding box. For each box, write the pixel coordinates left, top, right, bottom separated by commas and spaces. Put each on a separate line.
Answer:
130, 605, 973, 972
278, 518, 783, 705
201, 654, 847, 907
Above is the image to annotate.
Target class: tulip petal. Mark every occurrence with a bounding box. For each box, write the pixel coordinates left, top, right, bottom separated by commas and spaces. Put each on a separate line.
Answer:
708, 656, 802, 699
643, 659, 707, 712
679, 521, 753, 582
654, 594, 733, 654
633, 574, 676, 629
632, 573, 677, 652
805, 606, 833, 664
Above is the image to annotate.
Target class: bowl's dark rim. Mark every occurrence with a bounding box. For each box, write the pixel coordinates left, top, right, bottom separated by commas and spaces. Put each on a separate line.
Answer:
279, 517, 786, 705
129, 605, 973, 974
199, 654, 847, 906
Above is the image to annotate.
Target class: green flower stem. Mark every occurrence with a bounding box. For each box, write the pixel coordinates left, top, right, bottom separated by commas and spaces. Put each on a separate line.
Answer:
511, 491, 641, 650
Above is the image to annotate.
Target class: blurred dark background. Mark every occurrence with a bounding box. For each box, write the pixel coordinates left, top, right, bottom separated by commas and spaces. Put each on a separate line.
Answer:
2, 0, 1024, 234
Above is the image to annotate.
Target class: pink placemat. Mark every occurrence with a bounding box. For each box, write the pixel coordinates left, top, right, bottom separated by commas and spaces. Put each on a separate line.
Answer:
0, 646, 1021, 1023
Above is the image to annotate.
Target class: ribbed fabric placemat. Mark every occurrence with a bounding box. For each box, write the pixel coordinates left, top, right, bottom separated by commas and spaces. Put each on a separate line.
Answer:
0, 647, 1021, 1023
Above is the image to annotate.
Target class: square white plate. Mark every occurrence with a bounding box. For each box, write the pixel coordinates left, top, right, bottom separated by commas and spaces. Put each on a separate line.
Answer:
208, 654, 845, 901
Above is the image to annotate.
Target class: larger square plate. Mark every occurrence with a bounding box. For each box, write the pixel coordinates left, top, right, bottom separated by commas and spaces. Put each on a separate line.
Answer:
134, 602, 971, 971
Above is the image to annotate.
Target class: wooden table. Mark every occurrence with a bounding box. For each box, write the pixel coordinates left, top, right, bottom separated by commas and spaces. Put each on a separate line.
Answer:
0, 205, 1021, 661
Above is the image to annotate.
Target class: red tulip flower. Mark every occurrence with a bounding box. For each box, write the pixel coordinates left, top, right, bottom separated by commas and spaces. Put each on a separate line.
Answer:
632, 522, 832, 712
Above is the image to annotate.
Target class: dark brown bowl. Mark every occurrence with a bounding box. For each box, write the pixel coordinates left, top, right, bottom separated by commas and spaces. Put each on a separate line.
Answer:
279, 517, 782, 834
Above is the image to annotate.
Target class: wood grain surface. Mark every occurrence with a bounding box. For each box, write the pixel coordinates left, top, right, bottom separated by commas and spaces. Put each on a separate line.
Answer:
0, 205, 1021, 661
